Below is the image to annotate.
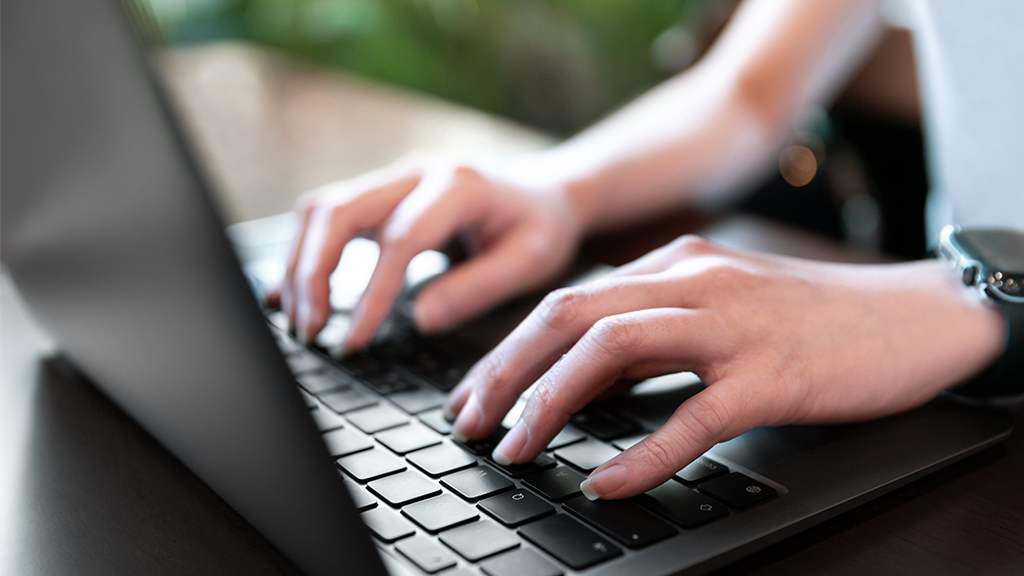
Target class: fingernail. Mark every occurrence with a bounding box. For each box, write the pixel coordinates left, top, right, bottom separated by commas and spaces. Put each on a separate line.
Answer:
492, 420, 529, 466
442, 405, 457, 423
413, 297, 447, 335
452, 429, 469, 444
453, 397, 481, 442
580, 464, 628, 501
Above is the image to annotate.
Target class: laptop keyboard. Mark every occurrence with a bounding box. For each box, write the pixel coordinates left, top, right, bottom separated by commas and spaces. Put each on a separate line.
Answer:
267, 314, 783, 575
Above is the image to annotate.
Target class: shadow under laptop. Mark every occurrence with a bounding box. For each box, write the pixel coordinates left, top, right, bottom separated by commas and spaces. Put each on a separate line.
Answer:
6, 356, 303, 576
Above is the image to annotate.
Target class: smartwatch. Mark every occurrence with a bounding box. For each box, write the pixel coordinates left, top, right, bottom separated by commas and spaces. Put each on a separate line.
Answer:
937, 225, 1024, 396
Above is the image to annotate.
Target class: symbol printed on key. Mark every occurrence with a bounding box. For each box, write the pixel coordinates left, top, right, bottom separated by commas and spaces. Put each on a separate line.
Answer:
557, 470, 568, 477
592, 542, 607, 553
700, 504, 713, 512
746, 485, 761, 494
512, 492, 524, 501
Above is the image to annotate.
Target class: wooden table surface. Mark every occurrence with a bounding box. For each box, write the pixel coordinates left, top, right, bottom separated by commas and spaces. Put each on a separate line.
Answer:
3, 43, 1022, 575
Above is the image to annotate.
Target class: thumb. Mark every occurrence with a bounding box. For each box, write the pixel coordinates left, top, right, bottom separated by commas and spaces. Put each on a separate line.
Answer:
581, 379, 759, 500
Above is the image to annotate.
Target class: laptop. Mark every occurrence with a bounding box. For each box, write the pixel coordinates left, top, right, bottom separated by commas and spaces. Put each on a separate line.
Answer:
1, 0, 1013, 575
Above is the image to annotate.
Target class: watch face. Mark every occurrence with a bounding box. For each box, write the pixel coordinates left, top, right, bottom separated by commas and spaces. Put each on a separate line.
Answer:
957, 229, 1024, 273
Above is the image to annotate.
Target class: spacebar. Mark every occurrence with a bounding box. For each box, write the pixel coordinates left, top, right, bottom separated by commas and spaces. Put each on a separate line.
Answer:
563, 496, 676, 548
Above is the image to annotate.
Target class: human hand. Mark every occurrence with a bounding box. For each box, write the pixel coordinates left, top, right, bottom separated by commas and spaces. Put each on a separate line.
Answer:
268, 154, 584, 349
443, 236, 1007, 499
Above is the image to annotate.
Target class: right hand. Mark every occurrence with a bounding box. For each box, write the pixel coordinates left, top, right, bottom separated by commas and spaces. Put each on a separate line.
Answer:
268, 153, 585, 349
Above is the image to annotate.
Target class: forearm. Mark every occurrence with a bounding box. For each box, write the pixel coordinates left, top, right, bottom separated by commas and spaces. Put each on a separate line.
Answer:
520, 0, 884, 234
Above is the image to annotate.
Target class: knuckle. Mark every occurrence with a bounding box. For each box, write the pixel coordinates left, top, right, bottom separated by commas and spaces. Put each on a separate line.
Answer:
588, 315, 644, 359
669, 234, 716, 256
676, 391, 732, 441
637, 433, 683, 474
536, 287, 587, 330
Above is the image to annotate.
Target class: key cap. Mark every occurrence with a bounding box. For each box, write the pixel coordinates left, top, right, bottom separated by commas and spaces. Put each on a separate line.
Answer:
675, 456, 728, 485
376, 422, 443, 455
611, 432, 648, 451
418, 408, 453, 435
490, 453, 556, 478
285, 351, 324, 375
367, 470, 441, 507
546, 425, 586, 450
342, 476, 377, 512
299, 389, 318, 408
402, 494, 479, 533
518, 514, 622, 570
310, 404, 346, 431
322, 427, 372, 457
345, 404, 409, 434
563, 496, 675, 548
441, 466, 514, 501
395, 536, 457, 573
522, 466, 586, 502
554, 440, 620, 472
439, 519, 520, 561
407, 442, 477, 477
362, 368, 419, 396
455, 428, 508, 455
362, 507, 416, 542
480, 549, 563, 576
296, 371, 355, 395
570, 408, 639, 441
389, 387, 446, 414
639, 480, 727, 528
319, 386, 377, 414
339, 349, 386, 379
698, 473, 777, 509
478, 489, 555, 527
337, 449, 406, 482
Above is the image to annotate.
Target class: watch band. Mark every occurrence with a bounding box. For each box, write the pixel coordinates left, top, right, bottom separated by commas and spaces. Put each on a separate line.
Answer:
952, 286, 1024, 396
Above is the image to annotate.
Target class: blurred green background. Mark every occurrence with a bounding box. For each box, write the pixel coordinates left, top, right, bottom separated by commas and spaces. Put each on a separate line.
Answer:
133, 0, 731, 134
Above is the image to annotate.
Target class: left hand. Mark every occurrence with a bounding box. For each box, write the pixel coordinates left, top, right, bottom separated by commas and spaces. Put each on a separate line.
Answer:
443, 235, 1006, 499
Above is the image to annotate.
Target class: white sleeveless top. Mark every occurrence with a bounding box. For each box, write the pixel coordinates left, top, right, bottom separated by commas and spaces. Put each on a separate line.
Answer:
905, 0, 1024, 238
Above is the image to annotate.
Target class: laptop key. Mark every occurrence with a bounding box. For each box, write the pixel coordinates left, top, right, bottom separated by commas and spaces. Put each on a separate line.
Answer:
546, 425, 586, 450
345, 404, 409, 434
439, 519, 520, 561
285, 351, 324, 375
611, 432, 648, 451
318, 386, 377, 414
562, 496, 676, 548
518, 514, 622, 570
395, 536, 458, 574
296, 371, 355, 395
376, 422, 443, 455
639, 480, 727, 528
441, 466, 514, 501
362, 368, 419, 396
402, 494, 479, 533
480, 549, 562, 576
522, 466, 586, 501
418, 408, 453, 435
361, 507, 416, 543
699, 473, 777, 509
407, 442, 477, 477
478, 489, 555, 527
490, 453, 556, 478
554, 440, 621, 472
310, 404, 346, 431
389, 387, 446, 414
337, 449, 406, 482
342, 476, 377, 512
570, 408, 639, 441
368, 470, 441, 507
455, 428, 508, 455
675, 456, 728, 485
299, 389, 318, 409
322, 427, 373, 457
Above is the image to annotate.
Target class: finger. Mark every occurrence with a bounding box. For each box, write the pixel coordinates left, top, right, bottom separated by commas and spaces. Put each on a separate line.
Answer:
413, 222, 571, 334
343, 167, 491, 351
490, 308, 725, 466
448, 272, 714, 441
580, 376, 763, 500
